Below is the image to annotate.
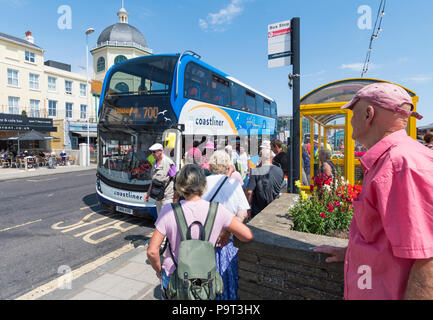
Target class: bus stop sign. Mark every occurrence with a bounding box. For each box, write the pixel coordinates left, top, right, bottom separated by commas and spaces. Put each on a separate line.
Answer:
268, 19, 292, 68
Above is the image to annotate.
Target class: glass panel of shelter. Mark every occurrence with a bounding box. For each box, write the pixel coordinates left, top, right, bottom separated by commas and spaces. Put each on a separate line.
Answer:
300, 114, 348, 187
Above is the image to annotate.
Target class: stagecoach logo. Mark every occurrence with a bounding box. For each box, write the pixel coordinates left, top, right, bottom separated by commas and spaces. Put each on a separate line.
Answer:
113, 190, 143, 201
195, 116, 224, 127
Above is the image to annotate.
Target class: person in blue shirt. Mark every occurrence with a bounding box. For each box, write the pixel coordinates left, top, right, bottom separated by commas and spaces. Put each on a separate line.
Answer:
59, 150, 67, 165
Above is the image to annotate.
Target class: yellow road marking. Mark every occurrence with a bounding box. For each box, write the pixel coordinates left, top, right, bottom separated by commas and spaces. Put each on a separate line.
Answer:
15, 238, 151, 300
0, 219, 43, 233
79, 204, 99, 211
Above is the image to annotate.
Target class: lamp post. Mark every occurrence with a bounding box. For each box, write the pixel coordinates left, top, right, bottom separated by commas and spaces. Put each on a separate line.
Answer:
85, 27, 95, 167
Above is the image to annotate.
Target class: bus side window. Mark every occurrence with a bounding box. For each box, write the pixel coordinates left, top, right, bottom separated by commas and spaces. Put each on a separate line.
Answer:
187, 85, 200, 99
184, 62, 210, 102
211, 75, 230, 107
271, 101, 277, 117
264, 99, 271, 116
256, 95, 264, 114
230, 82, 244, 110
246, 91, 256, 113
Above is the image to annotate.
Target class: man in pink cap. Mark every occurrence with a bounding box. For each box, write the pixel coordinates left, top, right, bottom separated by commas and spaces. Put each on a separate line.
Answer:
314, 82, 433, 300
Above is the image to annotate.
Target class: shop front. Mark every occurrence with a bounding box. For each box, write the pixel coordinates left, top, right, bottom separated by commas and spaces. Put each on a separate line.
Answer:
0, 113, 57, 154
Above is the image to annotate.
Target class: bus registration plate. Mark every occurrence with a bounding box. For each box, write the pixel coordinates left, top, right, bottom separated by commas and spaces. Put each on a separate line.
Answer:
116, 205, 133, 215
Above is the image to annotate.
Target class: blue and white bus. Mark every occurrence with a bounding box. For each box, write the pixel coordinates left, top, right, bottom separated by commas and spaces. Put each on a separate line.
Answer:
96, 51, 278, 220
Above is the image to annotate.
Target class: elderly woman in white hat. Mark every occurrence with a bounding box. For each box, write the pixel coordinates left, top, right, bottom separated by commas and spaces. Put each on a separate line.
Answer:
144, 143, 177, 215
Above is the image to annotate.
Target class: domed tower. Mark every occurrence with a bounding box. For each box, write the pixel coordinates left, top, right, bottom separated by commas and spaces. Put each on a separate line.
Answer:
90, 3, 152, 82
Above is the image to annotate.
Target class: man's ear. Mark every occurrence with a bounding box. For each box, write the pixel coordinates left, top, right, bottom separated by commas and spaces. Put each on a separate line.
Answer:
366, 105, 375, 123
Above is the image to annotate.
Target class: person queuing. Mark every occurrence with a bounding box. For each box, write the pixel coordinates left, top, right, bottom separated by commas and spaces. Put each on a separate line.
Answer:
318, 148, 337, 179
202, 150, 250, 300
245, 141, 284, 218
314, 83, 433, 300
224, 145, 244, 186
147, 164, 254, 299
144, 143, 177, 215
423, 132, 433, 150
271, 139, 289, 177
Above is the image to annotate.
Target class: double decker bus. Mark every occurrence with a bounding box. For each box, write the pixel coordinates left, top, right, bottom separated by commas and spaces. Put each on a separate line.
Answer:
96, 51, 278, 220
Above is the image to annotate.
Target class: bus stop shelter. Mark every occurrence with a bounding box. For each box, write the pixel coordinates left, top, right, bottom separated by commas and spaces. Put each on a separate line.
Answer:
298, 78, 419, 191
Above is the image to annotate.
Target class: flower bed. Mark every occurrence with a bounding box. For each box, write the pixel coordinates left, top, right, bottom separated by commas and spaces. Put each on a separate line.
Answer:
289, 174, 362, 238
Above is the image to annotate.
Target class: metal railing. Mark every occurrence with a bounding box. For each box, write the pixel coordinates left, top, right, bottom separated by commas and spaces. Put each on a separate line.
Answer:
0, 105, 98, 121
91, 41, 152, 53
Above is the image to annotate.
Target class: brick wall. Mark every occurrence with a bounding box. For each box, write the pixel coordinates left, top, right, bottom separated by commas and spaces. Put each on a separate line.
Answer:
234, 193, 348, 300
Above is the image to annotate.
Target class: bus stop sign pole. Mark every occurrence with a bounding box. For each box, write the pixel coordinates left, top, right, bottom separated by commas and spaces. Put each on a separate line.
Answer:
289, 17, 300, 193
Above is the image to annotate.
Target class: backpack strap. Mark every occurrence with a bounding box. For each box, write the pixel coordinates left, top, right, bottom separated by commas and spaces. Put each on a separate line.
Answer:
209, 176, 228, 202
203, 202, 218, 242
171, 203, 188, 242
186, 221, 205, 241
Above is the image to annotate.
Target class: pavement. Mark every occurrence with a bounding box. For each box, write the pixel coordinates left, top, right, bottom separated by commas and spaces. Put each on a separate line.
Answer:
1, 163, 162, 300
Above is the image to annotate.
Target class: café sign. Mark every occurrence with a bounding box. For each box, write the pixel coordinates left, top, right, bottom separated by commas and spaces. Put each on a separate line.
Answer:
0, 113, 56, 132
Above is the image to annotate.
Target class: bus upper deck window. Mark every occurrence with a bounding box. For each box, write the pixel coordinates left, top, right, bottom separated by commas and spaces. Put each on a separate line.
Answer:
187, 86, 200, 99
264, 100, 271, 116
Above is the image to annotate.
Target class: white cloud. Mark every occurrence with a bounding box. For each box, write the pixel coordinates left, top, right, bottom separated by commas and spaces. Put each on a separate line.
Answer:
339, 63, 378, 72
199, 0, 245, 32
404, 75, 433, 83
0, 0, 27, 7
303, 70, 326, 78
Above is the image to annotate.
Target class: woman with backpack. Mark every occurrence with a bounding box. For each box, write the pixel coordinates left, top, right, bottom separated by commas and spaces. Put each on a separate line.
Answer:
147, 164, 254, 300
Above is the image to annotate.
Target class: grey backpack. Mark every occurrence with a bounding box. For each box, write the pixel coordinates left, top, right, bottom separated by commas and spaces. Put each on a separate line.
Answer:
166, 202, 223, 300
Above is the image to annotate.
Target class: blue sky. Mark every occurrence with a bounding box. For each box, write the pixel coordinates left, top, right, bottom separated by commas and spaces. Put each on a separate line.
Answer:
1, 0, 432, 125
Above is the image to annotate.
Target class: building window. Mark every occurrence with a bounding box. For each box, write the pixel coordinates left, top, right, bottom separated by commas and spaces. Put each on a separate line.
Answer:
66, 103, 73, 118
29, 73, 40, 90
48, 76, 56, 91
97, 57, 105, 72
48, 100, 57, 117
8, 69, 19, 86
25, 51, 35, 63
114, 55, 127, 64
30, 99, 40, 117
65, 80, 72, 94
80, 83, 87, 97
80, 104, 87, 119
8, 97, 19, 114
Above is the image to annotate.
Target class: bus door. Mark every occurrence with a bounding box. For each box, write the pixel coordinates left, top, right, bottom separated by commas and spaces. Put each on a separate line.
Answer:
163, 129, 182, 171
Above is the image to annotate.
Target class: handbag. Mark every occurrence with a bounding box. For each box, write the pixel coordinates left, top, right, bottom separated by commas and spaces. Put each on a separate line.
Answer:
149, 177, 173, 201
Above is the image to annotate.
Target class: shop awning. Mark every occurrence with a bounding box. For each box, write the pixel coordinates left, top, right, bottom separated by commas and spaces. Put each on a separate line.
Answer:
71, 131, 97, 138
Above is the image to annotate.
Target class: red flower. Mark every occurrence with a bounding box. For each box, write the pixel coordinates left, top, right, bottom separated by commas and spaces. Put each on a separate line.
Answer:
319, 212, 326, 218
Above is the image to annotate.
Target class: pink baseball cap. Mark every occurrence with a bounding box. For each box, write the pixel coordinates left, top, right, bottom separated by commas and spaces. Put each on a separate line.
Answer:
341, 82, 423, 120
204, 141, 215, 149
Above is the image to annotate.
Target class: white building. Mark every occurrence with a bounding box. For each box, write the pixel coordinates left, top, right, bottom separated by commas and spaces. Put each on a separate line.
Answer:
0, 31, 95, 122
0, 30, 96, 151
0, 4, 152, 153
